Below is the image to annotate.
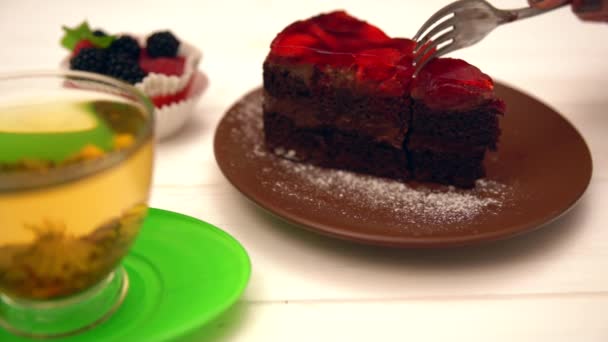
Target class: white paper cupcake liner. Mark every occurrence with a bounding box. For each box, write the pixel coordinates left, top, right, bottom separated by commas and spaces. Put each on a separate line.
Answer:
133, 37, 202, 97
154, 71, 208, 140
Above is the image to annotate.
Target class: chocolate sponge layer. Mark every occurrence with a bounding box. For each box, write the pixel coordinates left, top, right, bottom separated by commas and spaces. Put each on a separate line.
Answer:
263, 62, 501, 188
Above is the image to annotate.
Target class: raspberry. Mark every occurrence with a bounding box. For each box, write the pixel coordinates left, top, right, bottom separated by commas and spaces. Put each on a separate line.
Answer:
108, 36, 141, 60
70, 47, 107, 73
139, 52, 185, 76
72, 40, 95, 57
106, 54, 147, 84
146, 31, 180, 57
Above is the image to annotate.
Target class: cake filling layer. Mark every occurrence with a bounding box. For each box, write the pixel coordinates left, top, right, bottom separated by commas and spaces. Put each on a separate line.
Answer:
264, 111, 410, 180
264, 92, 409, 148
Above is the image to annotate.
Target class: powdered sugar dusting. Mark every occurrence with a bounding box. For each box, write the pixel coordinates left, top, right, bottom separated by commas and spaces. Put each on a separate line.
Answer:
228, 93, 267, 157
269, 161, 510, 227
226, 90, 514, 232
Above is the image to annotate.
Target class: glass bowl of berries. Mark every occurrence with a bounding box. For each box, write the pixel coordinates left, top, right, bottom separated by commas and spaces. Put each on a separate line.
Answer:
60, 22, 207, 140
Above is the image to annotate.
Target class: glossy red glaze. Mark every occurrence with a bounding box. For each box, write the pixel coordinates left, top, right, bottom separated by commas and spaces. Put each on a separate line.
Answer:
268, 11, 498, 106
269, 11, 416, 95
411, 58, 499, 110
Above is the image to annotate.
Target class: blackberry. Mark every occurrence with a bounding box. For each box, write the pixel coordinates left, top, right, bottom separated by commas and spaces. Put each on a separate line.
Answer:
92, 29, 108, 37
70, 47, 107, 73
108, 36, 141, 60
146, 31, 180, 57
106, 54, 147, 84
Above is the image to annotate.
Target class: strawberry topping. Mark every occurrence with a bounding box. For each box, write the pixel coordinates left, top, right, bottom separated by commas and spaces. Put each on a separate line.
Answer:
268, 11, 496, 105
410, 58, 500, 110
269, 11, 416, 94
139, 50, 185, 76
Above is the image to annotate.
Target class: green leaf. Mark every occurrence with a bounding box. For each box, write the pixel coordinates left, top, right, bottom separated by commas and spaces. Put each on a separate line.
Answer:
89, 34, 115, 49
60, 21, 116, 51
61, 21, 91, 50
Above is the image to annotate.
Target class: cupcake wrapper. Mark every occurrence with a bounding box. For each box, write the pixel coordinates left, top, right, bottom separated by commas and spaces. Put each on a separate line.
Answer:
134, 38, 202, 97
154, 71, 208, 140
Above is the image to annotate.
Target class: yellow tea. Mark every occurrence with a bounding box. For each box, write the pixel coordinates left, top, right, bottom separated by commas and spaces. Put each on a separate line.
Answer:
0, 93, 153, 300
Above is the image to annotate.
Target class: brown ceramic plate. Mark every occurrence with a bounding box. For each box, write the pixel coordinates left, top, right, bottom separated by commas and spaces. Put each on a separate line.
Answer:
214, 84, 592, 248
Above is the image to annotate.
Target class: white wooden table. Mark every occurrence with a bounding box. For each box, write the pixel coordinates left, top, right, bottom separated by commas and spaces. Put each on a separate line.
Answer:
1, 0, 607, 341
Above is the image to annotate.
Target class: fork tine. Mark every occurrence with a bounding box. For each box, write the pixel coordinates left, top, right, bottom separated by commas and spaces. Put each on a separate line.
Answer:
413, 11, 452, 42
432, 41, 460, 59
412, 0, 474, 41
413, 32, 455, 65
413, 18, 455, 54
414, 40, 460, 75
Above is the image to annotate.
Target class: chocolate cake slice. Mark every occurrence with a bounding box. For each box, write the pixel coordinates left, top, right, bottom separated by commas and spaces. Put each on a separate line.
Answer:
408, 58, 505, 187
263, 11, 505, 188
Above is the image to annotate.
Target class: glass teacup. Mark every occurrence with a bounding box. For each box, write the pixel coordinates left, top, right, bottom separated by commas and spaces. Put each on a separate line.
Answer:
0, 71, 154, 338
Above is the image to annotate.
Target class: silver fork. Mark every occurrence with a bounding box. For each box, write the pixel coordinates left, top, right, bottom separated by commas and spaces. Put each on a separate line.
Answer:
412, 0, 568, 72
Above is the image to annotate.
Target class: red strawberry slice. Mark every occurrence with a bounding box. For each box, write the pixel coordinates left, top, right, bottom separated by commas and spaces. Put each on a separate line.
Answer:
271, 33, 318, 57
359, 24, 391, 44
308, 22, 339, 50
378, 77, 406, 97
72, 39, 95, 57
411, 58, 494, 109
355, 48, 401, 82
139, 51, 186, 76
388, 38, 416, 56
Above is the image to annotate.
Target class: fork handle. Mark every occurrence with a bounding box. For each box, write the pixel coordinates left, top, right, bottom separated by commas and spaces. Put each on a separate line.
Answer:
509, 1, 569, 21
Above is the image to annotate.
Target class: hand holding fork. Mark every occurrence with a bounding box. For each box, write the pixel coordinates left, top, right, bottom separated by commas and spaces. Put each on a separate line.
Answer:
412, 0, 605, 73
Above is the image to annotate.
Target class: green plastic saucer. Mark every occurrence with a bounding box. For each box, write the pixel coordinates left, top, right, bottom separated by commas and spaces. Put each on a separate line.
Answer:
0, 208, 251, 341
